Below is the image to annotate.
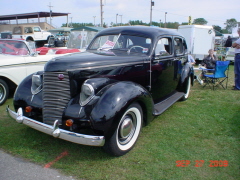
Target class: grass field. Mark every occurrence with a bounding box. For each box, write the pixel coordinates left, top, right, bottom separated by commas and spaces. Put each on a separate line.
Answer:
0, 65, 239, 180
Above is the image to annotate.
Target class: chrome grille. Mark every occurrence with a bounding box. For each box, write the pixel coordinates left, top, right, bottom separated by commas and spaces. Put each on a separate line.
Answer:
43, 72, 71, 125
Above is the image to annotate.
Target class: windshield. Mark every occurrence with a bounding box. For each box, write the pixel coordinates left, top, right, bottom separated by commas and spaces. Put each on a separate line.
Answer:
88, 34, 152, 55
0, 40, 30, 55
67, 30, 99, 50
27, 41, 37, 54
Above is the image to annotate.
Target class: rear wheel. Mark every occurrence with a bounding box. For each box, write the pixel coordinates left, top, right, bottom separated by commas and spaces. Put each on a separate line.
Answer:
103, 103, 143, 156
180, 76, 191, 101
0, 79, 9, 106
26, 37, 34, 42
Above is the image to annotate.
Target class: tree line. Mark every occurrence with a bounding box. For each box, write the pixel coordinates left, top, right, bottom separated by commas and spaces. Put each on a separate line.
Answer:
62, 18, 239, 34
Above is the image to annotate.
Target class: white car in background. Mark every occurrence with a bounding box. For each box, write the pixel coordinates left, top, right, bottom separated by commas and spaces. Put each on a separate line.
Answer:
0, 39, 80, 105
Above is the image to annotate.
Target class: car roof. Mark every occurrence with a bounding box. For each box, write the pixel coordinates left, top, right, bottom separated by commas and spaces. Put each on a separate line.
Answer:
96, 26, 183, 39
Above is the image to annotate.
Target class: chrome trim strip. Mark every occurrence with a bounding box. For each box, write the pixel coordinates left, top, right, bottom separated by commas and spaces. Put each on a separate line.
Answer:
0, 61, 47, 69
78, 106, 83, 116
7, 107, 105, 146
67, 61, 144, 72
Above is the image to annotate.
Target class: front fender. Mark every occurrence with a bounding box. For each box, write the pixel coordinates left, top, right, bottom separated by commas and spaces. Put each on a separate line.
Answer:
13, 71, 43, 111
90, 81, 153, 139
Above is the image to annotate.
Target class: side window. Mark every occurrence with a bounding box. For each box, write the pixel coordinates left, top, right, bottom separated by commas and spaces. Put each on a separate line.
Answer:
155, 37, 172, 57
126, 38, 133, 48
13, 27, 22, 34
174, 37, 184, 55
34, 27, 41, 32
24, 27, 33, 33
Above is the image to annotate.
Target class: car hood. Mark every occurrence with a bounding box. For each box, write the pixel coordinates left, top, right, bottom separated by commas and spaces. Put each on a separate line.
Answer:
44, 51, 149, 72
0, 54, 25, 66
0, 53, 67, 67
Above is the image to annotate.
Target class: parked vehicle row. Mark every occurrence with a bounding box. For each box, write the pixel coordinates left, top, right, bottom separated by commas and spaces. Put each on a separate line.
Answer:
0, 39, 80, 105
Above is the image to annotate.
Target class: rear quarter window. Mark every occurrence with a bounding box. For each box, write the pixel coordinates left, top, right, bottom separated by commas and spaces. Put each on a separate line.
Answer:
13, 27, 22, 34
155, 37, 172, 56
174, 37, 184, 55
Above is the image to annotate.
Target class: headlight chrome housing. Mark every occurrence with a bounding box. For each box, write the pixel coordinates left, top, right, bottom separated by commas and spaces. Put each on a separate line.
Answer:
80, 83, 95, 106
31, 74, 43, 95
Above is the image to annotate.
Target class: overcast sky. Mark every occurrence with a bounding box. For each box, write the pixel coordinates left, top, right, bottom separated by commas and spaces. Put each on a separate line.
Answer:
0, 0, 239, 30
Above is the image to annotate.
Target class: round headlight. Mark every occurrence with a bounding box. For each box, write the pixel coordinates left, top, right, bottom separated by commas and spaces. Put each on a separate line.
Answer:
31, 74, 42, 95
80, 83, 94, 106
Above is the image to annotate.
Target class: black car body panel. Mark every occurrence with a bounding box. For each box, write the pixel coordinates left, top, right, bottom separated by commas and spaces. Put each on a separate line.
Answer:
8, 26, 193, 156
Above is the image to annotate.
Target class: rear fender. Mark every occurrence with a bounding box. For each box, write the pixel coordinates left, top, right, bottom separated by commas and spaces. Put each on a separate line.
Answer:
177, 62, 194, 91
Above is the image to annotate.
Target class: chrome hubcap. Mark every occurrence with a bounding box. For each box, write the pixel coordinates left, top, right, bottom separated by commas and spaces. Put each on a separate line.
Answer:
118, 113, 136, 145
116, 106, 142, 151
120, 117, 133, 138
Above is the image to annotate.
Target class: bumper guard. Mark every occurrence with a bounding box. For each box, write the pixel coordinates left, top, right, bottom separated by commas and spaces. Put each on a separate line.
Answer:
6, 106, 105, 146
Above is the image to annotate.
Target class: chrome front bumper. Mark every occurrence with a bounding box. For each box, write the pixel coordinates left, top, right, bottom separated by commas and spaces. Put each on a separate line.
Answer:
6, 107, 105, 146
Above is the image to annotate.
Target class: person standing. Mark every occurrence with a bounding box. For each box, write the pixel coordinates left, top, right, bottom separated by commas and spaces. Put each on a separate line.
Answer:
224, 36, 232, 54
232, 28, 240, 90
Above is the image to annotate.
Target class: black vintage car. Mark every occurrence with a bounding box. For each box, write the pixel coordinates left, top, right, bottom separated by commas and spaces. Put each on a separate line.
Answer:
7, 26, 194, 156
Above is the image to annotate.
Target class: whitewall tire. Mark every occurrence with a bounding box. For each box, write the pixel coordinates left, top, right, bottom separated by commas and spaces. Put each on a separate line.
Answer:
103, 103, 143, 156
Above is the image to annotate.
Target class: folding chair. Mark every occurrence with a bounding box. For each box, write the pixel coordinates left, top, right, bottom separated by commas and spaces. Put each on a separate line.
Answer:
203, 61, 230, 90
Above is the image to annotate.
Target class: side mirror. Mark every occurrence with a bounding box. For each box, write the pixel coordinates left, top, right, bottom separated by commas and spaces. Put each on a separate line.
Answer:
30, 51, 38, 57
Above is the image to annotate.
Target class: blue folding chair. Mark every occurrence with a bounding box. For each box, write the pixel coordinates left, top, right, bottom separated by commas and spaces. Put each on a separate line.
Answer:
203, 61, 230, 90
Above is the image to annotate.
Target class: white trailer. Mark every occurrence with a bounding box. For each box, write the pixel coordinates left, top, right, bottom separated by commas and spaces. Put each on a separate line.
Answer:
178, 25, 215, 61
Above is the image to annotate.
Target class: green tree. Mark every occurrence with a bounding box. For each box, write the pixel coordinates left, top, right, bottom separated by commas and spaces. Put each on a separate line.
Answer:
103, 22, 107, 28
225, 18, 238, 33
213, 25, 222, 33
221, 29, 229, 34
129, 20, 147, 26
181, 22, 188, 25
128, 20, 179, 29
166, 22, 180, 29
193, 18, 208, 25
61, 22, 94, 28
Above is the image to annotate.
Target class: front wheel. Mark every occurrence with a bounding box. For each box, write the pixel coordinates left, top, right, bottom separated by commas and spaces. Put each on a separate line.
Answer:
180, 76, 191, 101
0, 79, 9, 106
103, 103, 143, 156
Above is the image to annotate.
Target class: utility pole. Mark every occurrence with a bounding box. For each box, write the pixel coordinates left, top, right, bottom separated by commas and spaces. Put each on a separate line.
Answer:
150, 0, 154, 26
93, 16, 96, 26
48, 2, 53, 29
119, 15, 122, 26
70, 17, 73, 27
165, 12, 167, 28
160, 19, 161, 27
100, 0, 104, 27
116, 14, 118, 26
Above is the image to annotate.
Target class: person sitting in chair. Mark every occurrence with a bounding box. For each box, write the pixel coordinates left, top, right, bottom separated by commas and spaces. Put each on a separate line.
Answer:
188, 54, 195, 65
201, 49, 218, 69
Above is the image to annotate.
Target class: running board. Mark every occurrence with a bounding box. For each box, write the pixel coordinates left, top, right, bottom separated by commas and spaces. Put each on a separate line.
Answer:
153, 92, 184, 116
